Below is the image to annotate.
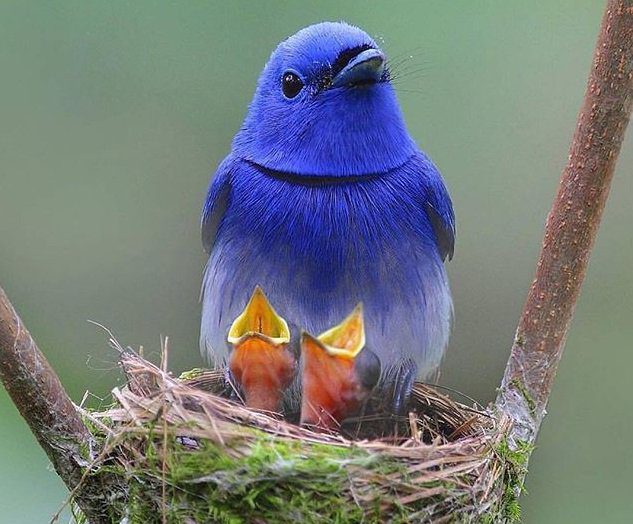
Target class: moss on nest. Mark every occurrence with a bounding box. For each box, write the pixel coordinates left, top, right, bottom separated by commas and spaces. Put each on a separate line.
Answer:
70, 350, 522, 523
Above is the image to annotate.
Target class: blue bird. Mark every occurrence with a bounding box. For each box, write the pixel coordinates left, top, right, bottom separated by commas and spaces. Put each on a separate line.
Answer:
200, 21, 455, 413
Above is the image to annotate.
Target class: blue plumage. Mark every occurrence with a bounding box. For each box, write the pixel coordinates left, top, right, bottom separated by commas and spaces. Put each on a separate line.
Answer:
201, 22, 455, 405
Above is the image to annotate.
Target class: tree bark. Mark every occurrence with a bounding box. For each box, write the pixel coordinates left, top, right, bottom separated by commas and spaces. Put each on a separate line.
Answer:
0, 286, 111, 523
496, 0, 633, 446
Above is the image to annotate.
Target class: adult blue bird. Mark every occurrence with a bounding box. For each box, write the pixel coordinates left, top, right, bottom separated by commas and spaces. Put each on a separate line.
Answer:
200, 21, 455, 412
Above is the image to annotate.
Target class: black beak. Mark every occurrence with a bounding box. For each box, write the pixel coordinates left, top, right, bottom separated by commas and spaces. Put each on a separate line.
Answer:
332, 48, 386, 88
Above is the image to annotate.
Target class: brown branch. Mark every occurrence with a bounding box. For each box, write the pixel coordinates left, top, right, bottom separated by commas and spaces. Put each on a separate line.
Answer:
0, 286, 113, 522
496, 0, 633, 446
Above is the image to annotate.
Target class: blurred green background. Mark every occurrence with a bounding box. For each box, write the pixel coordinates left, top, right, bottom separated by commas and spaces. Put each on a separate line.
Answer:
1, 1, 631, 522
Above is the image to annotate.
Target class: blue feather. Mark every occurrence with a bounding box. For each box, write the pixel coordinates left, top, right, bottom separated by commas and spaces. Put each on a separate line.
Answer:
201, 156, 232, 254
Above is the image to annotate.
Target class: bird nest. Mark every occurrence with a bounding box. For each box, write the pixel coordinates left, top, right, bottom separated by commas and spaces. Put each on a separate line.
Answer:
73, 348, 527, 523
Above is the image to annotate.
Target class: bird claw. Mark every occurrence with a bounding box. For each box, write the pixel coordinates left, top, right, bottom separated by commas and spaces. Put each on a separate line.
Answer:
390, 359, 418, 415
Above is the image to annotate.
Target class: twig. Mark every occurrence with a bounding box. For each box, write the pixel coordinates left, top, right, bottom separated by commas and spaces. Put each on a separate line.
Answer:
0, 286, 114, 522
496, 0, 633, 446
161, 336, 169, 524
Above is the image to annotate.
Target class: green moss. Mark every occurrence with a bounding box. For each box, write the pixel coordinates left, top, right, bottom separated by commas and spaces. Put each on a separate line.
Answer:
510, 378, 537, 416
178, 368, 208, 381
494, 438, 534, 523
94, 427, 411, 523
165, 437, 387, 523
80, 422, 481, 523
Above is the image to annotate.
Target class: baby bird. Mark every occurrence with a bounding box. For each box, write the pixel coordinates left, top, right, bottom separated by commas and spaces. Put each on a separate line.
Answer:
300, 305, 380, 429
227, 286, 296, 412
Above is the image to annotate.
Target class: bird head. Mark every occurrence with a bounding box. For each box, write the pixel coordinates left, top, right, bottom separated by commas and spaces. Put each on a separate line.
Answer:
300, 304, 381, 429
227, 286, 295, 412
233, 21, 416, 177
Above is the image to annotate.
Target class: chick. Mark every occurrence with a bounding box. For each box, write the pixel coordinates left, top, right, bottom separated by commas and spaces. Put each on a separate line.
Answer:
227, 286, 296, 412
300, 305, 380, 429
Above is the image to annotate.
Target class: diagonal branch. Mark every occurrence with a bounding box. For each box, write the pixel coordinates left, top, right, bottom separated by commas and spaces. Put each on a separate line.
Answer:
0, 286, 112, 522
496, 0, 633, 446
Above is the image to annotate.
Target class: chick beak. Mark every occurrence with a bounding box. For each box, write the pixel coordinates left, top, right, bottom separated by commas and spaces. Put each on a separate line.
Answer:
300, 305, 380, 429
227, 286, 295, 412
331, 48, 386, 88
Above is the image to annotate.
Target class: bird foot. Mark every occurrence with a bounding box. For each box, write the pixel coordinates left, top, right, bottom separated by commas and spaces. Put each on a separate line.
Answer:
390, 359, 418, 415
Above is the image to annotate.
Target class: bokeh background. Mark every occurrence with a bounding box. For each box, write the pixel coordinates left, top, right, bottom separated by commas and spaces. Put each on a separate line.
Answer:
1, 1, 631, 522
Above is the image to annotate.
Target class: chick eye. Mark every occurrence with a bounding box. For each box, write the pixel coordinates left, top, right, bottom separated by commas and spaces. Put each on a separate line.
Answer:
281, 72, 304, 99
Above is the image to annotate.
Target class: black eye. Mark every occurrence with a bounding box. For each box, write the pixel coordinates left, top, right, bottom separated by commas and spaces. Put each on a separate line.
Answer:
282, 72, 304, 99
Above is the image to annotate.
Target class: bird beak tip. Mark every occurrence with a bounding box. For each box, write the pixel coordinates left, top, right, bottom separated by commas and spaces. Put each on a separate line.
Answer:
313, 306, 366, 358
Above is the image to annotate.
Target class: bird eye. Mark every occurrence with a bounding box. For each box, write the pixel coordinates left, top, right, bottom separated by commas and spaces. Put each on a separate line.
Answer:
281, 72, 304, 99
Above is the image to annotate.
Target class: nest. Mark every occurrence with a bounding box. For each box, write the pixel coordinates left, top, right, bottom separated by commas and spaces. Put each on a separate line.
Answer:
74, 348, 527, 523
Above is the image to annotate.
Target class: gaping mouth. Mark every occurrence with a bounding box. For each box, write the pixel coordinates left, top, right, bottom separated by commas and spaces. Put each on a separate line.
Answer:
314, 304, 366, 358
227, 286, 290, 346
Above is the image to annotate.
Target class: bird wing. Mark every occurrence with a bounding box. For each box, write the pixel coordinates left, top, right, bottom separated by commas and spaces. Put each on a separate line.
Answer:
201, 156, 233, 254
419, 154, 455, 262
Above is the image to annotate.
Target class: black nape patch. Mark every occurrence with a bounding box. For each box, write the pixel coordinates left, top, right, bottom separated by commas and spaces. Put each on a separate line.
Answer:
330, 43, 374, 79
